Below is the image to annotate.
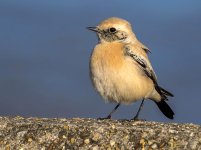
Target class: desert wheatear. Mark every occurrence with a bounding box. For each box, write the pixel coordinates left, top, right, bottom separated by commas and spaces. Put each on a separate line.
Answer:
88, 17, 174, 120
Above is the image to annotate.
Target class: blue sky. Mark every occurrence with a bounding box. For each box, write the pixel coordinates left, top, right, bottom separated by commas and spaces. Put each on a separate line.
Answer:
0, 0, 201, 124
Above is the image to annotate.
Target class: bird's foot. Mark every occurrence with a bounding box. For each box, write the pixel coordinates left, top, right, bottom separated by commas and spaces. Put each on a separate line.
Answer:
118, 119, 130, 122
130, 117, 146, 122
97, 115, 111, 120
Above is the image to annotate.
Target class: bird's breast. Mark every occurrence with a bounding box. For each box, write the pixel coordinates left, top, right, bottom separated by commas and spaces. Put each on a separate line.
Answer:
90, 43, 153, 104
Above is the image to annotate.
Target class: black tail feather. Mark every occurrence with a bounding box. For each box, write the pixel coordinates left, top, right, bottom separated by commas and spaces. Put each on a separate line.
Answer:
158, 86, 174, 97
155, 101, 174, 119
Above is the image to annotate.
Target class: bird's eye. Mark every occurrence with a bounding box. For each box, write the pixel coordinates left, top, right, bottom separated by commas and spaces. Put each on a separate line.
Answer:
109, 27, 117, 33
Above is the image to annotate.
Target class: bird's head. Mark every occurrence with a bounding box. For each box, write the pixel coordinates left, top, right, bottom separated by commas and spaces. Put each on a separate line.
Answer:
87, 17, 137, 43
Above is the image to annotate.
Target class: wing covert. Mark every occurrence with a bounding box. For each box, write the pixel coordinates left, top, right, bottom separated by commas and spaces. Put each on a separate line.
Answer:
124, 45, 157, 85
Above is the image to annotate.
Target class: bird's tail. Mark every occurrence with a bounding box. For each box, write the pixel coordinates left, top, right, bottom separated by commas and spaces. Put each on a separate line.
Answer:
154, 100, 174, 119
159, 86, 174, 97
155, 85, 174, 101
154, 85, 174, 119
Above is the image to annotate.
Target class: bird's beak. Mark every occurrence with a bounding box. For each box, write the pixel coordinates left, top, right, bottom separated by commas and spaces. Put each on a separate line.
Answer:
86, 27, 100, 33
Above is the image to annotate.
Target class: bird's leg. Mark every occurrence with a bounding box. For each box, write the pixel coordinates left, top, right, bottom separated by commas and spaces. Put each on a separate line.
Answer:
132, 99, 145, 120
98, 103, 120, 120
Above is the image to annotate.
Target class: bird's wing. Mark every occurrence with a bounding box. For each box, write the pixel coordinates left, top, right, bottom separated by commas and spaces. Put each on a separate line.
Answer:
124, 45, 174, 100
124, 45, 157, 85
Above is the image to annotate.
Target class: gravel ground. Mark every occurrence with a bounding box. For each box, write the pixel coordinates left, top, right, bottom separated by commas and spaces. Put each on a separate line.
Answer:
0, 116, 201, 149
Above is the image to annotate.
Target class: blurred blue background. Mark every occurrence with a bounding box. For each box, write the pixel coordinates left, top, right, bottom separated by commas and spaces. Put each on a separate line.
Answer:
0, 0, 201, 124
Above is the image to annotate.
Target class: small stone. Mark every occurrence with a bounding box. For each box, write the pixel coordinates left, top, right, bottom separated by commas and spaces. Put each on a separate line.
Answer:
107, 147, 112, 150
190, 140, 198, 149
84, 138, 90, 144
92, 132, 101, 141
15, 116, 24, 120
62, 135, 67, 139
17, 131, 27, 138
63, 124, 69, 130
190, 132, 194, 137
71, 138, 75, 144
148, 141, 153, 145
169, 129, 177, 134
151, 143, 158, 149
140, 139, 145, 149
41, 147, 46, 150
5, 144, 10, 150
111, 124, 116, 129
92, 145, 99, 150
110, 140, 115, 146
28, 138, 32, 142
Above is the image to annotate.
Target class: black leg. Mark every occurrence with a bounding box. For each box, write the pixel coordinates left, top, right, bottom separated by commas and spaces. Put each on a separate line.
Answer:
132, 99, 145, 120
98, 103, 120, 119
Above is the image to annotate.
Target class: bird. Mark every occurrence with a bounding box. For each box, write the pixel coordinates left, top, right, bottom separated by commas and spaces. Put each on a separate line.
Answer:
87, 17, 174, 120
